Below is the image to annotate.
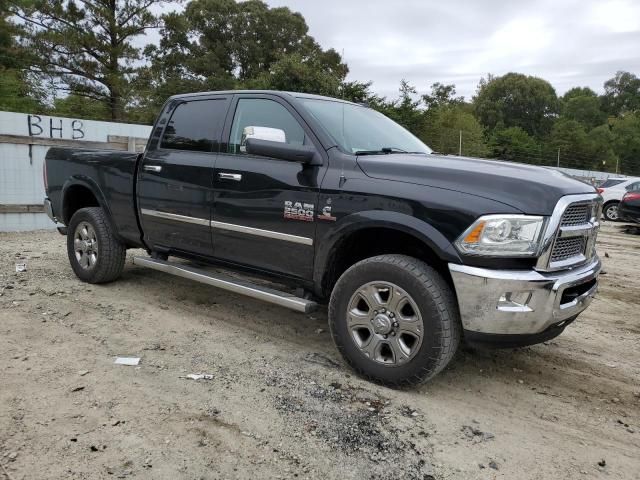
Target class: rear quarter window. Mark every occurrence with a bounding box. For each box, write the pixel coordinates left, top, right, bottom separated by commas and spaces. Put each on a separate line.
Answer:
626, 182, 640, 192
599, 179, 625, 188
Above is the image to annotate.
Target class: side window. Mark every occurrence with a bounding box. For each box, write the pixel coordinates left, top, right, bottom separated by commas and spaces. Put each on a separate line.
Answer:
228, 98, 305, 154
626, 182, 640, 192
160, 99, 227, 152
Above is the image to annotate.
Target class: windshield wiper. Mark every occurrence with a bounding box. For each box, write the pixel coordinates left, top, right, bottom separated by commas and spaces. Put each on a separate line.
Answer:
355, 147, 429, 155
355, 147, 408, 155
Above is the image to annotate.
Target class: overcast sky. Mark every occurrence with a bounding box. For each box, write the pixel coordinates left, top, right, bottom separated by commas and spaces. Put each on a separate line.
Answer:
261, 0, 640, 100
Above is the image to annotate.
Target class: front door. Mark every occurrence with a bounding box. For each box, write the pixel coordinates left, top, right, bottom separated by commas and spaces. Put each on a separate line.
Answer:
212, 95, 326, 280
137, 96, 231, 257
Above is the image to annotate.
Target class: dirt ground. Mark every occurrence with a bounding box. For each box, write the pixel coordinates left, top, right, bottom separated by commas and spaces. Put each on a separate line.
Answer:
1, 223, 639, 480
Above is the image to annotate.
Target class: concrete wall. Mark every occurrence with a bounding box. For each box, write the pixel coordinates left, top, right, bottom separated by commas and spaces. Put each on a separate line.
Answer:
0, 111, 151, 231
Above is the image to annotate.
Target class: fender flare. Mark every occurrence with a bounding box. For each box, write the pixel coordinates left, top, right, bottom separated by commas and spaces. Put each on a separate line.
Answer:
312, 210, 462, 294
61, 176, 119, 238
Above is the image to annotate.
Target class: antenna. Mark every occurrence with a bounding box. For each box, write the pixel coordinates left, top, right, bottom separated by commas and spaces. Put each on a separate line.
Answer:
341, 48, 346, 100
338, 46, 346, 188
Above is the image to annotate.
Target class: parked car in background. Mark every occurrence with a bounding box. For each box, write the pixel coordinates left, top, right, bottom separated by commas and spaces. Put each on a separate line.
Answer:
597, 177, 640, 221
618, 190, 640, 224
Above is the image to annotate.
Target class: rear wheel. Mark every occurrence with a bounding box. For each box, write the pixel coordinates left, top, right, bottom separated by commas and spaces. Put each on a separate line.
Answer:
67, 207, 126, 283
603, 202, 619, 221
328, 254, 460, 387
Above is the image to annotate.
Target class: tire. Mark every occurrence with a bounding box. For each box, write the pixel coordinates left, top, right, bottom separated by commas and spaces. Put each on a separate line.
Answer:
603, 202, 620, 222
328, 254, 461, 387
66, 207, 126, 283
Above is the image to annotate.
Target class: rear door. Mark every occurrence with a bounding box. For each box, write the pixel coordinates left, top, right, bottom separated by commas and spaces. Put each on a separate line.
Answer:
137, 96, 231, 257
212, 94, 327, 280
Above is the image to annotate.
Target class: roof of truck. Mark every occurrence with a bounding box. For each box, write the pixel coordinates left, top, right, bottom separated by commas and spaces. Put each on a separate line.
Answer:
169, 90, 361, 106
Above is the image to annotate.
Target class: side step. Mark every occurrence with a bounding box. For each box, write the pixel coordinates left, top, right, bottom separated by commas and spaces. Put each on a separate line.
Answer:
132, 256, 318, 314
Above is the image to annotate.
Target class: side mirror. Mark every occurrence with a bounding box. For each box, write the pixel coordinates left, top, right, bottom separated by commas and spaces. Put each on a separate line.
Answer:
240, 126, 286, 152
245, 138, 319, 165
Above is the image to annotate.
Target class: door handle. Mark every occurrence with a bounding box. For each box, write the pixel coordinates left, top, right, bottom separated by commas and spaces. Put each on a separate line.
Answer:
218, 172, 242, 181
144, 165, 162, 173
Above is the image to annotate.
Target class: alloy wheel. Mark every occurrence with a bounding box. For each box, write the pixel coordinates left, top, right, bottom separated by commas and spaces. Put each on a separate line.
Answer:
347, 281, 424, 366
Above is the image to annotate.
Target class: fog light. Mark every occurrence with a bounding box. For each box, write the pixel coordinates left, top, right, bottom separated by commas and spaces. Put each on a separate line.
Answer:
497, 291, 533, 312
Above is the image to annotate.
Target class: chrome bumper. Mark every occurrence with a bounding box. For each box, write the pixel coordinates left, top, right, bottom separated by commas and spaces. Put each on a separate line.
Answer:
44, 198, 56, 223
448, 257, 601, 335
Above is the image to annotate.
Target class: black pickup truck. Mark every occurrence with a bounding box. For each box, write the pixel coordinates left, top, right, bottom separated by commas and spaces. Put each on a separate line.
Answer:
44, 90, 602, 386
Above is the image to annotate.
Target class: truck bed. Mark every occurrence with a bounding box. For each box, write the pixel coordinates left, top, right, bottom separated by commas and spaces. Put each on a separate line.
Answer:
45, 147, 144, 247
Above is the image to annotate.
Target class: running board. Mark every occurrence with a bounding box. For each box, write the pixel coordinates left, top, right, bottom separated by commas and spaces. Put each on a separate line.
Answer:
132, 256, 317, 314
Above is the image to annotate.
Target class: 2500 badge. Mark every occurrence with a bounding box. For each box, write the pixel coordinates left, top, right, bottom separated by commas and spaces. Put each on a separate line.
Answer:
283, 201, 314, 222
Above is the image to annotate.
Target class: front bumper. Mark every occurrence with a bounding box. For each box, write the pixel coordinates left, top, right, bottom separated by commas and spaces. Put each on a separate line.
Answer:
448, 256, 601, 337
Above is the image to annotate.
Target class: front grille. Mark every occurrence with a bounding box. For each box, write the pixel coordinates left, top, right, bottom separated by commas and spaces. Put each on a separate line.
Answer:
550, 236, 586, 262
543, 197, 601, 269
561, 203, 591, 226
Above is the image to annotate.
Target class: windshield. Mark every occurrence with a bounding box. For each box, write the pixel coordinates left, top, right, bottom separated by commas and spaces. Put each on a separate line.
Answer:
300, 98, 432, 155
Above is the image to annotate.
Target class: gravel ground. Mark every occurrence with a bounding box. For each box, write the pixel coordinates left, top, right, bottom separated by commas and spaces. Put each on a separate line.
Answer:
1, 223, 639, 479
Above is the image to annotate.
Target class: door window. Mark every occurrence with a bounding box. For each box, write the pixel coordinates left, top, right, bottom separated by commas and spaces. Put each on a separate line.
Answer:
228, 98, 305, 154
160, 99, 228, 152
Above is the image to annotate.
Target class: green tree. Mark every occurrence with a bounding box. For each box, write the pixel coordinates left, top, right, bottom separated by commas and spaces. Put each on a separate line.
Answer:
0, 68, 45, 112
562, 87, 598, 102
562, 95, 607, 130
10, 0, 170, 120
588, 124, 620, 173
421, 106, 487, 156
609, 113, 640, 175
142, 0, 346, 108
473, 72, 559, 137
0, 4, 44, 112
602, 71, 640, 116
560, 87, 606, 130
51, 93, 111, 121
338, 80, 381, 104
549, 119, 600, 170
422, 82, 464, 112
489, 127, 542, 164
251, 50, 346, 96
376, 80, 424, 134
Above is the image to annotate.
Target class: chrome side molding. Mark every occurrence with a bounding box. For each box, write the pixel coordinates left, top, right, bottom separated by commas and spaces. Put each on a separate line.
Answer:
211, 220, 313, 246
139, 209, 313, 246
140, 208, 210, 226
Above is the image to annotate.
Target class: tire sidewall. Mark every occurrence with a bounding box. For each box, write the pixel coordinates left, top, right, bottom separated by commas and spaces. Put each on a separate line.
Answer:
66, 207, 120, 283
329, 258, 453, 386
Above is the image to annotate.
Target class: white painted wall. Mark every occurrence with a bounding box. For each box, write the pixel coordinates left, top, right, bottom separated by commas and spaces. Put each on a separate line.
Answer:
0, 111, 151, 231
0, 111, 152, 141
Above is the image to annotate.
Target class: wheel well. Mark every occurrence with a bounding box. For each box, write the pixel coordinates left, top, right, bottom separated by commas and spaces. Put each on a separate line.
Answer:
63, 185, 100, 224
321, 227, 451, 299
603, 200, 619, 207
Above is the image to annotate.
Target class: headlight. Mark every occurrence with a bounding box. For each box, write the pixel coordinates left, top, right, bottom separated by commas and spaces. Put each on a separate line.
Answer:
455, 215, 546, 257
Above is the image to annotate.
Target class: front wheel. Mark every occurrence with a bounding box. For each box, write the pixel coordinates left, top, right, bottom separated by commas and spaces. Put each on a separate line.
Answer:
603, 202, 619, 222
328, 254, 461, 387
67, 207, 126, 283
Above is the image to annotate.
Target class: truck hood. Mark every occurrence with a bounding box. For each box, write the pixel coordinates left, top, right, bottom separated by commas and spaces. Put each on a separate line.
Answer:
356, 154, 596, 215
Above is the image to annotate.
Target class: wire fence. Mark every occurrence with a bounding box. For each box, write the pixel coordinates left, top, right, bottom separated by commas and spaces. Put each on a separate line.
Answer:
425, 127, 633, 179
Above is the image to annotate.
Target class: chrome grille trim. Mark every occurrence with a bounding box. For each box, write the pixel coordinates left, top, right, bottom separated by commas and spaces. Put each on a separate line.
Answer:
561, 203, 591, 227
535, 194, 602, 272
550, 236, 586, 262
